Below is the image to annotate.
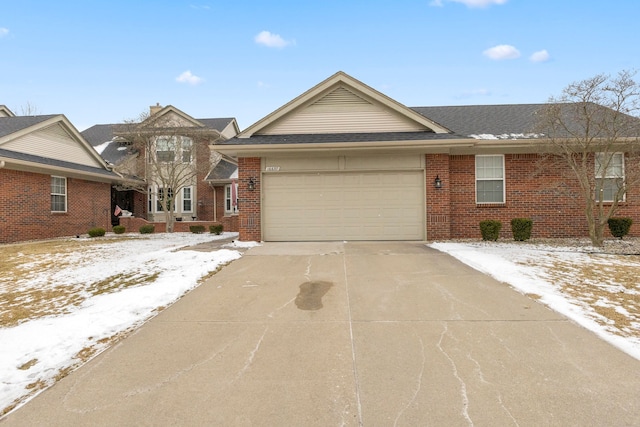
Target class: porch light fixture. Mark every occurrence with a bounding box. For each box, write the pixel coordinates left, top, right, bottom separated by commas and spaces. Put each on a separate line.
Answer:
434, 175, 442, 189
248, 177, 255, 191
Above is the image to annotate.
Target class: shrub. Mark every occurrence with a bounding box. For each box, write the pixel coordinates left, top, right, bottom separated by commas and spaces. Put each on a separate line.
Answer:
511, 218, 533, 241
209, 224, 224, 235
87, 227, 106, 238
189, 225, 206, 234
139, 224, 155, 234
607, 217, 633, 239
112, 225, 126, 234
479, 220, 502, 241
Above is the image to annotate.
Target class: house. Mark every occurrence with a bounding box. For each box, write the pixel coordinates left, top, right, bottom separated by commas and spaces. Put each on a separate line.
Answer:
0, 106, 124, 243
215, 71, 640, 242
82, 105, 240, 232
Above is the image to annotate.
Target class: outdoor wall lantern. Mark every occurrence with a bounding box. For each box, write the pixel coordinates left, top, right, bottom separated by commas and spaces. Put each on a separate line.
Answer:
434, 175, 442, 189
248, 177, 256, 191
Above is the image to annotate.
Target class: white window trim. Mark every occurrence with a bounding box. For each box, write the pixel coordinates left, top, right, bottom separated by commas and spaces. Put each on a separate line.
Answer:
182, 186, 193, 213
595, 152, 625, 202
475, 154, 506, 204
51, 176, 67, 212
153, 186, 175, 213
225, 183, 238, 215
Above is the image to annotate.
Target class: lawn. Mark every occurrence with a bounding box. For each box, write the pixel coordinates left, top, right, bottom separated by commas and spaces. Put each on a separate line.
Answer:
0, 232, 251, 417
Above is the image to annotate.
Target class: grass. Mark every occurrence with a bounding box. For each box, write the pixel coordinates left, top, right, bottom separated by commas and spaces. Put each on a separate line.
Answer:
520, 253, 640, 339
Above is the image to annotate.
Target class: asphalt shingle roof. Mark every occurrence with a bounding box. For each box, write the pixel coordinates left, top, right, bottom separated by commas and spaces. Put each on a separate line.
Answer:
411, 104, 545, 137
219, 131, 465, 145
205, 157, 238, 182
0, 115, 58, 138
0, 147, 119, 178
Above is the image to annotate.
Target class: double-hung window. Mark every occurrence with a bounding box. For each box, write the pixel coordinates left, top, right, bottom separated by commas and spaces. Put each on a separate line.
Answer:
156, 138, 176, 162
476, 155, 505, 204
156, 187, 173, 212
181, 138, 193, 163
182, 187, 193, 212
225, 183, 238, 214
595, 152, 625, 202
51, 176, 67, 212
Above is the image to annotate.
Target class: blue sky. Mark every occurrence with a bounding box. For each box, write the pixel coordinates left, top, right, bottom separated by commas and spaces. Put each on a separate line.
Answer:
2, 0, 639, 131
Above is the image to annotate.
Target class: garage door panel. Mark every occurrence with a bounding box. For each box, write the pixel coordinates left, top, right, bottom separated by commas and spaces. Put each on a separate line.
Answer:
263, 170, 424, 241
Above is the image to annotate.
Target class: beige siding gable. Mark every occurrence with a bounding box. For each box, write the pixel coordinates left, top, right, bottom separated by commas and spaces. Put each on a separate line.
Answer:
145, 109, 203, 130
1, 123, 105, 168
259, 85, 429, 135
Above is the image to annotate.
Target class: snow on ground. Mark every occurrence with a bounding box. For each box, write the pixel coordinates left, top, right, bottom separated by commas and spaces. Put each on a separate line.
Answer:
0, 232, 255, 416
429, 241, 640, 361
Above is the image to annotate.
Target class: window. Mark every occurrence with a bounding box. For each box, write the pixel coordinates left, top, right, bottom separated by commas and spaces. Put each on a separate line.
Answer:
156, 138, 175, 162
51, 176, 67, 212
476, 155, 505, 204
183, 187, 193, 212
156, 187, 173, 212
181, 138, 193, 163
595, 152, 625, 202
225, 183, 238, 214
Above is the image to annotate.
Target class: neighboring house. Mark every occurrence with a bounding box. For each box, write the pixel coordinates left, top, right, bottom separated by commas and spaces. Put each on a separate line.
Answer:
82, 105, 240, 230
0, 106, 123, 243
216, 71, 640, 242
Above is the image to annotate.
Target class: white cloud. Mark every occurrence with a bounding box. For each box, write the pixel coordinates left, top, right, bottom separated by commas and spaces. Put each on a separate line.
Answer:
254, 30, 293, 48
176, 70, 204, 85
483, 44, 521, 60
431, 0, 507, 7
530, 49, 550, 63
0, 28, 9, 37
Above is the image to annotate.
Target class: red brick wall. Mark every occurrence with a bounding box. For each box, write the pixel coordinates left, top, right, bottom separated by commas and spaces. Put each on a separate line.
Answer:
437, 153, 640, 240
0, 169, 112, 243
118, 216, 226, 233
426, 154, 452, 240
238, 157, 261, 241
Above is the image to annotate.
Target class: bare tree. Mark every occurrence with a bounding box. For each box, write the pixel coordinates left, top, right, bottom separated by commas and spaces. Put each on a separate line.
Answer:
536, 70, 640, 246
19, 102, 40, 115
114, 109, 223, 232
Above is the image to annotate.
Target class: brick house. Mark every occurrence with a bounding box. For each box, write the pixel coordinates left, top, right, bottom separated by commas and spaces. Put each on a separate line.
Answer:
82, 105, 240, 232
0, 106, 123, 243
215, 72, 640, 242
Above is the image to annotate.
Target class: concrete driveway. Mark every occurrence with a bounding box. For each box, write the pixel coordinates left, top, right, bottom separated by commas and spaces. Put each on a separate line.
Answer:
4, 242, 640, 426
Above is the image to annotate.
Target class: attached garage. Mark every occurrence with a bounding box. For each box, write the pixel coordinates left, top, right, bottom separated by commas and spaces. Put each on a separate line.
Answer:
261, 155, 425, 241
216, 72, 464, 242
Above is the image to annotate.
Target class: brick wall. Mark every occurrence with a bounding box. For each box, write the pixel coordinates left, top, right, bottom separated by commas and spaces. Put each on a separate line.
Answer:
435, 153, 640, 240
118, 216, 225, 233
0, 169, 112, 243
426, 154, 451, 240
238, 157, 261, 241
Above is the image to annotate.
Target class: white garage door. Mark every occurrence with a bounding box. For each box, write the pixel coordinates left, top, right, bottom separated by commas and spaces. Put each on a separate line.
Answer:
263, 171, 424, 241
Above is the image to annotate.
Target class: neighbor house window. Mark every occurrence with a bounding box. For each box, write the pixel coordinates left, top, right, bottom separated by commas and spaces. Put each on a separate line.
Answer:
476, 155, 505, 204
225, 183, 238, 214
595, 152, 625, 202
156, 187, 173, 212
51, 176, 67, 212
181, 138, 193, 163
182, 187, 193, 212
156, 138, 175, 162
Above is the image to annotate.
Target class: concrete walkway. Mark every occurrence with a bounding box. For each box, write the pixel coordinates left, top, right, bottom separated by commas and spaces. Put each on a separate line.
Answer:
4, 242, 640, 426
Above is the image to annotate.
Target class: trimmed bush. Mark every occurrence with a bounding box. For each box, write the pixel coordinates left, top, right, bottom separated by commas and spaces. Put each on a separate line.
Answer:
607, 217, 633, 239
511, 218, 533, 241
139, 224, 155, 234
87, 227, 106, 238
189, 225, 206, 234
209, 224, 224, 235
480, 220, 502, 241
112, 225, 126, 234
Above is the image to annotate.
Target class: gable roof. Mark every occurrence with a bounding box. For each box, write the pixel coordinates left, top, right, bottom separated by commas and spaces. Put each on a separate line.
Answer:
82, 112, 238, 165
205, 155, 238, 182
0, 115, 120, 182
0, 105, 16, 117
239, 71, 452, 138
